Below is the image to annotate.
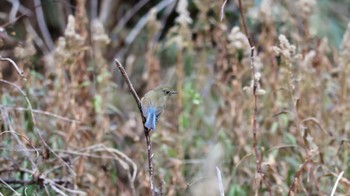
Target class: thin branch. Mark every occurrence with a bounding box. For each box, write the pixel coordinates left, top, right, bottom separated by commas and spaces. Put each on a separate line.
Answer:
111, 0, 151, 33
0, 130, 39, 157
90, 0, 98, 20
114, 59, 142, 110
2, 0, 33, 28
0, 178, 67, 186
98, 0, 115, 26
45, 179, 86, 196
238, 0, 259, 171
34, 0, 54, 51
5, 0, 32, 16
114, 0, 175, 59
8, 0, 20, 23
47, 183, 69, 196
88, 144, 138, 182
238, 1, 253, 47
220, 0, 228, 21
0, 167, 34, 175
53, 149, 119, 160
145, 133, 154, 195
300, 117, 331, 136
24, 18, 49, 55
237, 0, 271, 195
0, 105, 80, 124
153, 0, 176, 43
124, 0, 174, 47
0, 178, 20, 196
330, 171, 344, 196
0, 56, 25, 79
216, 166, 225, 196
114, 58, 155, 196
287, 160, 310, 196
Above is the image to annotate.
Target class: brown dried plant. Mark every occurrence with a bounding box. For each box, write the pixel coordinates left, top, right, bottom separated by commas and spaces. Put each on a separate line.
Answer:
1, 1, 350, 195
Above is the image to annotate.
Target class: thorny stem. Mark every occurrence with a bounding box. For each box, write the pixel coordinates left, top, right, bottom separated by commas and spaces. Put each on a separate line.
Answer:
237, 0, 271, 195
115, 59, 155, 196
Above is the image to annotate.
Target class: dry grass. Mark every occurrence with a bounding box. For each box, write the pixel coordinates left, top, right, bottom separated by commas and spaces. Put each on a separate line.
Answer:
0, 0, 350, 195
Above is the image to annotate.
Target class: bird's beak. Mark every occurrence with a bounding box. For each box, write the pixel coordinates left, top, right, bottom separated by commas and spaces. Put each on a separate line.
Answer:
170, 90, 177, 95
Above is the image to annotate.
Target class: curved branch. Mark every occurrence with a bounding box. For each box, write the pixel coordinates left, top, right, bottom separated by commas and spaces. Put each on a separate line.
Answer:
114, 58, 154, 196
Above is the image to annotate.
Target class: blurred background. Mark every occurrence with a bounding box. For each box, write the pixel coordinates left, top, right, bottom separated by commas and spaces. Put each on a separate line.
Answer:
0, 0, 350, 195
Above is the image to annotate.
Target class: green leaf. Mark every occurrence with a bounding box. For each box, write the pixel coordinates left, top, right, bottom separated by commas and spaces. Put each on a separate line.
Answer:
167, 147, 177, 157
179, 113, 189, 129
270, 122, 279, 134
228, 184, 247, 196
93, 94, 103, 113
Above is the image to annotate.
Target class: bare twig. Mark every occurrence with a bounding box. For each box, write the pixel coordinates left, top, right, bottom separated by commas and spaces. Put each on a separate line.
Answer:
114, 0, 175, 59
237, 1, 253, 47
53, 149, 117, 159
23, 18, 49, 55
124, 0, 174, 47
98, 0, 115, 26
0, 56, 25, 78
49, 183, 69, 196
300, 117, 331, 136
0, 178, 68, 186
34, 0, 54, 51
114, 59, 142, 109
330, 171, 344, 196
8, 0, 20, 23
2, 0, 32, 28
238, 0, 259, 174
111, 0, 151, 33
5, 0, 32, 16
145, 133, 154, 195
114, 58, 155, 196
153, 0, 176, 42
237, 0, 271, 195
87, 144, 137, 182
0, 178, 20, 196
220, 0, 228, 21
287, 160, 310, 196
0, 130, 39, 157
216, 166, 225, 196
45, 179, 86, 196
0, 105, 80, 124
90, 0, 98, 20
0, 167, 34, 175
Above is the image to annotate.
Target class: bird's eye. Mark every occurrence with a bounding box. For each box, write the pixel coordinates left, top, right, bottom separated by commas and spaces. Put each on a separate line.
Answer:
163, 90, 170, 95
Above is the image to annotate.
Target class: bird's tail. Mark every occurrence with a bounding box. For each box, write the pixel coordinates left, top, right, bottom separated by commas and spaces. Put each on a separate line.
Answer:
145, 108, 157, 131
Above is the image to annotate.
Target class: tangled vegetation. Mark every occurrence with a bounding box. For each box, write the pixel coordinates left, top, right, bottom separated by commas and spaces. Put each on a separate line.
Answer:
0, 0, 350, 195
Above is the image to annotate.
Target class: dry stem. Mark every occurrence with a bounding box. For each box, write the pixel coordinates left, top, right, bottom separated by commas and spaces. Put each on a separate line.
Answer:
237, 0, 271, 194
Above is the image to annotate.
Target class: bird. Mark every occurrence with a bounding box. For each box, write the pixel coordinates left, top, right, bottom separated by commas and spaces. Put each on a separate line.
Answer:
141, 86, 177, 131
